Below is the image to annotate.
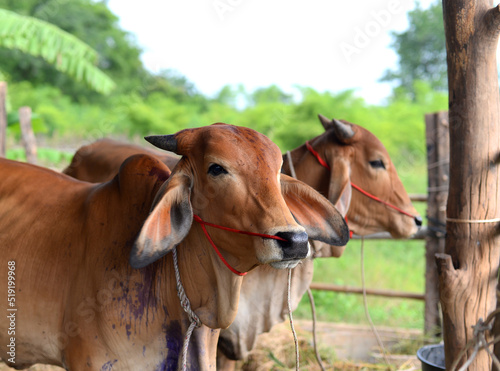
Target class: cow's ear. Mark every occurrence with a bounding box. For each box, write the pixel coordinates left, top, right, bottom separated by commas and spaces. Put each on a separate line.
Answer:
327, 158, 351, 217
280, 174, 349, 247
130, 170, 193, 269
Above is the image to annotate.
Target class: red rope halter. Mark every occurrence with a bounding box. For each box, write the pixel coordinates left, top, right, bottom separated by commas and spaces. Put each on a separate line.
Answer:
193, 214, 287, 276
305, 141, 418, 220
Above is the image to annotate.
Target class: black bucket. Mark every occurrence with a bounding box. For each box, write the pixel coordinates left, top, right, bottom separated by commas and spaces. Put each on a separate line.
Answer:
417, 343, 445, 371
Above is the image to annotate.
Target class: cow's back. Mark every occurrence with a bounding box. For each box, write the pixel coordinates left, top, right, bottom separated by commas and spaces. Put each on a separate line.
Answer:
0, 159, 92, 367
63, 138, 179, 183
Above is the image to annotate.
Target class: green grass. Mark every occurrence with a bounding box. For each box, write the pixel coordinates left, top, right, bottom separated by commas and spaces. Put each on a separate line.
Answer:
294, 239, 426, 329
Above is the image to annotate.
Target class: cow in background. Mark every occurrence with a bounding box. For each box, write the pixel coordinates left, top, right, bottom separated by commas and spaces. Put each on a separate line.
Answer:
63, 138, 179, 182
0, 123, 349, 370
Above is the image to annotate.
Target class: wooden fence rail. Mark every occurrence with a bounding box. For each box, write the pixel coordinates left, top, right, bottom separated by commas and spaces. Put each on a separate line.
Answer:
309, 282, 425, 301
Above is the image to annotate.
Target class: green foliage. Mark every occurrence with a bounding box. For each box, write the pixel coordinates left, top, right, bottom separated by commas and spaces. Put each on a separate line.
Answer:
0, 8, 115, 94
6, 147, 73, 168
250, 84, 293, 105
381, 0, 446, 99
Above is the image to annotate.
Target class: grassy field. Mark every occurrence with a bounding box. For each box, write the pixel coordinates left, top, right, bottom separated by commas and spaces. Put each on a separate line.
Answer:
294, 238, 426, 329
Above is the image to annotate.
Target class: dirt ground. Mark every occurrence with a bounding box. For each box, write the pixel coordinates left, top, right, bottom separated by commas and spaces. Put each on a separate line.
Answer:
235, 320, 423, 370
0, 320, 423, 370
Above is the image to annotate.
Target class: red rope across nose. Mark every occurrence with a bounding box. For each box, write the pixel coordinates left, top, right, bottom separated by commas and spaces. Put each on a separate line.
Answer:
193, 214, 287, 276
305, 141, 417, 220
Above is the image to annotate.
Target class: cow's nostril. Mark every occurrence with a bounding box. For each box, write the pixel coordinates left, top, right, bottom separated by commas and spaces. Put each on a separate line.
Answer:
275, 231, 309, 259
415, 216, 423, 227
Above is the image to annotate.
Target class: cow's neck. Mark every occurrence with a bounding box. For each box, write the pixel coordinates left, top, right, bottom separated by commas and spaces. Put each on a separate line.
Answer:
170, 228, 246, 330
95, 173, 244, 328
282, 145, 329, 196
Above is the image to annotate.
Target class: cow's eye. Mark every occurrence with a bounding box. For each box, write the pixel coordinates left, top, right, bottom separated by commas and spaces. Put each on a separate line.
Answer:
208, 164, 228, 176
369, 160, 385, 169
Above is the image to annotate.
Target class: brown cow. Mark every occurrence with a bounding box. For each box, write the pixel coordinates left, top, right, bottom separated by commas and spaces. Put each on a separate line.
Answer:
61, 117, 420, 367
0, 123, 349, 370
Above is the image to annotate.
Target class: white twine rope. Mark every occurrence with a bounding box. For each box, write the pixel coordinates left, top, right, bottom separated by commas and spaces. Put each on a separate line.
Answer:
449, 300, 500, 371
286, 151, 297, 179
447, 217, 500, 224
287, 152, 324, 370
172, 247, 201, 371
306, 287, 326, 371
360, 237, 390, 366
287, 267, 300, 371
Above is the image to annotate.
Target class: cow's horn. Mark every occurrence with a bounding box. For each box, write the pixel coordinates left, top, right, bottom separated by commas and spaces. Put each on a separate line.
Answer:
332, 118, 355, 144
145, 135, 177, 152
318, 114, 332, 131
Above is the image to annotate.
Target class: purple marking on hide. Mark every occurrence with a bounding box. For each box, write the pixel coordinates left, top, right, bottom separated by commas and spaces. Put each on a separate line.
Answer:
143, 345, 146, 357
125, 323, 131, 339
117, 265, 158, 321
100, 359, 117, 371
156, 321, 182, 371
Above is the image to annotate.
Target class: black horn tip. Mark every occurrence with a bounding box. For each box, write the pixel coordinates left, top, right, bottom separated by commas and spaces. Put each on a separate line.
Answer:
332, 118, 355, 142
317, 114, 332, 131
145, 135, 177, 153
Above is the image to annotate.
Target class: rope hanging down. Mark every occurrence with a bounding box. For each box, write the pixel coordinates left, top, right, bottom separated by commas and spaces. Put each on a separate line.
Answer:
285, 153, 325, 371
449, 302, 500, 371
288, 268, 300, 371
172, 247, 201, 371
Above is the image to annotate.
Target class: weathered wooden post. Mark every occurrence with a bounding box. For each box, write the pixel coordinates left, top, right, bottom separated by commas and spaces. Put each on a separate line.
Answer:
0, 82, 7, 157
424, 111, 449, 338
19, 106, 37, 164
438, 1, 500, 369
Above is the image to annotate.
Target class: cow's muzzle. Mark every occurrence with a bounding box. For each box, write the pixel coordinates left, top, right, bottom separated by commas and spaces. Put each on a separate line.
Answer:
274, 231, 309, 260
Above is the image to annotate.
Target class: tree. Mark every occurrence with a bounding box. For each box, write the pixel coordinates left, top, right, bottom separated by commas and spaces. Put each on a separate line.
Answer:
250, 85, 293, 105
0, 0, 143, 99
381, 1, 446, 100
438, 1, 500, 369
0, 8, 115, 95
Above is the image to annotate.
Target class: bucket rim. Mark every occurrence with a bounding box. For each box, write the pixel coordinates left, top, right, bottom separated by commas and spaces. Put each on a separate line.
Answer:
417, 343, 445, 370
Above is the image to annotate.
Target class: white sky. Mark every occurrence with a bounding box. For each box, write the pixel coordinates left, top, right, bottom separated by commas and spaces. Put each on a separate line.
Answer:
107, 0, 436, 105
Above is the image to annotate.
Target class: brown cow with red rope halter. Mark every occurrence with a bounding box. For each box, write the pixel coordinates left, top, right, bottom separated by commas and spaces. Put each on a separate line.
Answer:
0, 123, 349, 370
216, 115, 421, 368
60, 117, 420, 368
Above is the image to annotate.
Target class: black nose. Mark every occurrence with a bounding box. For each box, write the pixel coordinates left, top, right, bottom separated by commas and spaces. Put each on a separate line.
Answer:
415, 216, 423, 227
275, 231, 309, 260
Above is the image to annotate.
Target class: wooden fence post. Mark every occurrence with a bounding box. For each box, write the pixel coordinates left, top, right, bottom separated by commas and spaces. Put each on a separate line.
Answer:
424, 111, 449, 338
0, 82, 7, 157
19, 106, 37, 164
440, 1, 500, 369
